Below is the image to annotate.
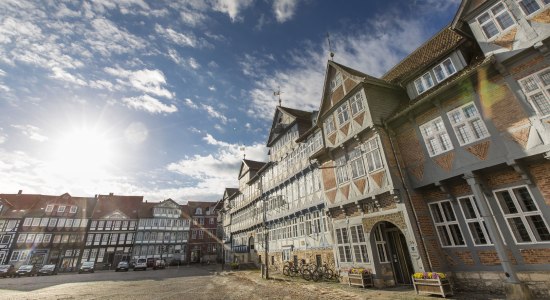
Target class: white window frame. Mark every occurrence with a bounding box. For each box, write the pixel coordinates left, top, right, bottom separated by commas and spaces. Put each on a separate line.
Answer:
349, 148, 366, 179
330, 72, 343, 91
363, 139, 383, 173
70, 206, 78, 213
494, 186, 550, 244
23, 218, 32, 227
335, 227, 352, 263
10, 251, 20, 261
374, 226, 390, 263
336, 103, 351, 127
17, 234, 26, 243
477, 1, 516, 40
43, 234, 52, 243
349, 225, 369, 263
58, 205, 66, 213
45, 205, 54, 213
335, 155, 349, 185
519, 67, 550, 117
447, 102, 490, 146
324, 115, 336, 135
350, 91, 365, 116
419, 117, 454, 157
458, 196, 493, 246
48, 218, 57, 227
432, 58, 457, 83
429, 200, 466, 247
414, 72, 435, 95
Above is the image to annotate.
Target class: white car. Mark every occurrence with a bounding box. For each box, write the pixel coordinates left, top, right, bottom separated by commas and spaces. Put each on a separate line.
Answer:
134, 258, 147, 271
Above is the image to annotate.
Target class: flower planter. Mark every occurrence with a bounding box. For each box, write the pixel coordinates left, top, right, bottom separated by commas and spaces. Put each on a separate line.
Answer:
412, 277, 453, 298
348, 273, 373, 288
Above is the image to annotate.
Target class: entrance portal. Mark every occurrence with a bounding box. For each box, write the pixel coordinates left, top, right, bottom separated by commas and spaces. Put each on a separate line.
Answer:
374, 222, 414, 285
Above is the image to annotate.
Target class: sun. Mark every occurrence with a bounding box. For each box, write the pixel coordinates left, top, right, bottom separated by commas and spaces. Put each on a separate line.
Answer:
51, 127, 115, 179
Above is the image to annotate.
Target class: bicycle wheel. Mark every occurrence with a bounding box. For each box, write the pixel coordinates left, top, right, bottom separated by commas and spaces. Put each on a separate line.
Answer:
283, 266, 290, 277
302, 269, 312, 281
323, 268, 334, 280
312, 270, 321, 282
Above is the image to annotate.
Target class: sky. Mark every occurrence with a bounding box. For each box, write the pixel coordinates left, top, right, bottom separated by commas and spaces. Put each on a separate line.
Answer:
0, 0, 460, 203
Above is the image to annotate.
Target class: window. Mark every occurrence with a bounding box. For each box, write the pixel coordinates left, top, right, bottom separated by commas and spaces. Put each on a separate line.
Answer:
330, 72, 342, 91
35, 234, 43, 243
43, 234, 52, 243
210, 218, 215, 225
23, 218, 32, 227
336, 103, 350, 126
517, 0, 546, 16
433, 58, 457, 83
349, 225, 369, 263
40, 218, 49, 227
349, 148, 366, 179
364, 139, 383, 172
191, 230, 197, 239
17, 234, 26, 243
324, 115, 336, 135
335, 155, 349, 185
1, 235, 10, 244
414, 72, 435, 94
48, 218, 57, 227
10, 251, 20, 261
447, 102, 489, 146
58, 205, 66, 213
195, 207, 202, 215
26, 234, 35, 243
477, 2, 515, 39
31, 218, 40, 227
459, 196, 492, 246
335, 228, 352, 263
495, 186, 550, 243
45, 205, 54, 212
430, 201, 465, 247
519, 67, 550, 116
420, 117, 453, 157
198, 230, 204, 239
70, 206, 78, 213
374, 226, 390, 263
350, 91, 365, 116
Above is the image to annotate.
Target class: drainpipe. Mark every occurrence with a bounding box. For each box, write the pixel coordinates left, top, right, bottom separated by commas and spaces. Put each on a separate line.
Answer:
464, 173, 532, 300
383, 125, 433, 272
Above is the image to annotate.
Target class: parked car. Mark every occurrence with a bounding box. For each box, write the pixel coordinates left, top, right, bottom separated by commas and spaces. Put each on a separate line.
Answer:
15, 265, 38, 277
115, 261, 129, 272
37, 264, 57, 276
153, 259, 166, 270
134, 258, 147, 271
0, 265, 16, 278
78, 262, 95, 274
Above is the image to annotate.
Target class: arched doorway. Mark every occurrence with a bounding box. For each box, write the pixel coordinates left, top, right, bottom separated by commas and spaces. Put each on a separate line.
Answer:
248, 236, 255, 263
372, 222, 414, 285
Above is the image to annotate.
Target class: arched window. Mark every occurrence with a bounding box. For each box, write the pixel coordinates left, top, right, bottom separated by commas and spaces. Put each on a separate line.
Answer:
195, 207, 202, 215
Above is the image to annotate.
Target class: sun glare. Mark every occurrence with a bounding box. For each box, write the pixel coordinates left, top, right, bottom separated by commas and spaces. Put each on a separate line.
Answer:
51, 128, 115, 179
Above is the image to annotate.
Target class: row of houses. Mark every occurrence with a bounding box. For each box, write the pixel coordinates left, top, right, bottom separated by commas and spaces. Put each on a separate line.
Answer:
0, 192, 218, 270
217, 1, 550, 298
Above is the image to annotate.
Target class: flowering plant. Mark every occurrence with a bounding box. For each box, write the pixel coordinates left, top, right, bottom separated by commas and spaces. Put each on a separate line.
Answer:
412, 272, 446, 279
349, 268, 370, 275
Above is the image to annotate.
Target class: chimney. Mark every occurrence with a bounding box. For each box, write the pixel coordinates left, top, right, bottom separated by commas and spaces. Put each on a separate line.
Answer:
18, 190, 22, 195
109, 192, 114, 196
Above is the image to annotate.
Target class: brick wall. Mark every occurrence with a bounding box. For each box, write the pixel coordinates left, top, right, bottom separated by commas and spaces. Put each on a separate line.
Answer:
520, 248, 550, 264
484, 167, 523, 189
529, 160, 550, 207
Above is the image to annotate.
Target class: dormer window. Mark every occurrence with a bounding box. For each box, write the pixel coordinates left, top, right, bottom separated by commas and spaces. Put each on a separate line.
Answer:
414, 72, 435, 95
477, 2, 515, 40
330, 72, 343, 91
45, 205, 54, 213
433, 58, 456, 83
195, 207, 202, 215
70, 206, 78, 213
57, 205, 66, 213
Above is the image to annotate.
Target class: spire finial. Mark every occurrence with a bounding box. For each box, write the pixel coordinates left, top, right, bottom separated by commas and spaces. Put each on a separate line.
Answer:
327, 32, 334, 60
273, 86, 283, 106
240, 146, 246, 159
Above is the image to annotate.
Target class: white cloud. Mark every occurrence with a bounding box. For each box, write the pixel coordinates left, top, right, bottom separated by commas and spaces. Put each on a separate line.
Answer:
273, 0, 299, 23
212, 0, 254, 22
105, 67, 174, 99
184, 98, 199, 109
88, 18, 146, 56
167, 133, 267, 199
180, 9, 208, 27
208, 85, 216, 91
155, 24, 199, 48
50, 67, 87, 86
122, 95, 178, 114
0, 128, 6, 144
188, 57, 201, 69
11, 124, 48, 142
124, 122, 148, 144
201, 104, 228, 124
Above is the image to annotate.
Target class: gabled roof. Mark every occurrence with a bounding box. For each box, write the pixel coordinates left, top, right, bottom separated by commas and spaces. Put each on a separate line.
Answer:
0, 193, 41, 218
266, 106, 313, 147
452, 0, 489, 30
92, 194, 143, 219
382, 27, 464, 84
187, 200, 217, 217
223, 188, 239, 199
238, 159, 266, 180
317, 60, 393, 121
137, 202, 156, 218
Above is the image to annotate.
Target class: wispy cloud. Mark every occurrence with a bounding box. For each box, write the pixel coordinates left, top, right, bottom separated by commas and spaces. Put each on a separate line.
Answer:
213, 0, 254, 22
11, 124, 48, 142
105, 67, 174, 99
155, 24, 202, 48
184, 98, 199, 109
273, 0, 300, 23
201, 104, 229, 124
122, 95, 178, 114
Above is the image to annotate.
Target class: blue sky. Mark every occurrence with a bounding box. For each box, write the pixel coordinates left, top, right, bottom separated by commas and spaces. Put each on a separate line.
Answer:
0, 0, 460, 202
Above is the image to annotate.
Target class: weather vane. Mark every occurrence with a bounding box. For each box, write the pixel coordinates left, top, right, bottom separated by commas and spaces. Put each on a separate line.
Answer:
273, 86, 283, 106
327, 32, 334, 60
240, 146, 246, 159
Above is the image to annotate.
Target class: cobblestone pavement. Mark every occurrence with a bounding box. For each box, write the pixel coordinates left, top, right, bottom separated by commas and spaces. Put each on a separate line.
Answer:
0, 265, 507, 300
